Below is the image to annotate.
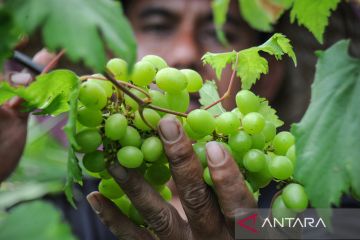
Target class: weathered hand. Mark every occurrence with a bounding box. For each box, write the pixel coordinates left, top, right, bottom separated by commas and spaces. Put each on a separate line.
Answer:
87, 116, 256, 240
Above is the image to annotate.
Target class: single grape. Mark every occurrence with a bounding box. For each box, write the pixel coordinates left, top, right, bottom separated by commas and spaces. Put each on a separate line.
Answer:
246, 155, 272, 188
149, 89, 169, 115
243, 149, 266, 172
75, 129, 102, 153
165, 90, 189, 113
113, 195, 131, 216
99, 170, 112, 179
145, 163, 171, 185
106, 58, 128, 81
79, 81, 107, 109
242, 112, 265, 135
231, 108, 243, 119
272, 195, 297, 220
184, 122, 204, 140
228, 130, 252, 153
286, 145, 296, 165
272, 131, 295, 155
180, 69, 203, 93
142, 55, 167, 71
155, 67, 187, 93
159, 186, 172, 201
77, 106, 103, 127
251, 133, 265, 150
268, 156, 294, 180
215, 112, 240, 135
233, 150, 245, 167
82, 150, 105, 173
87, 74, 113, 97
203, 167, 213, 186
104, 114, 128, 140
131, 60, 156, 86
129, 204, 145, 225
282, 183, 308, 212
117, 146, 144, 168
141, 136, 164, 162
262, 121, 276, 142
133, 109, 161, 131
187, 109, 215, 136
99, 178, 124, 199
193, 142, 207, 167
124, 88, 147, 111
235, 90, 260, 114
118, 126, 142, 147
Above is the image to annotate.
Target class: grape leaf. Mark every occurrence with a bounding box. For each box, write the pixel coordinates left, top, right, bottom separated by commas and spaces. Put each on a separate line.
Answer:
212, 0, 230, 46
238, 0, 273, 31
258, 98, 283, 128
291, 40, 360, 208
5, 0, 137, 71
199, 80, 226, 115
202, 51, 236, 80
290, 0, 340, 43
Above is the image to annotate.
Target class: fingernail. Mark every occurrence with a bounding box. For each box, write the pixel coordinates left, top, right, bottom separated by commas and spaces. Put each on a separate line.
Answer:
206, 142, 226, 166
87, 193, 102, 214
158, 118, 181, 142
9, 72, 32, 85
108, 163, 128, 182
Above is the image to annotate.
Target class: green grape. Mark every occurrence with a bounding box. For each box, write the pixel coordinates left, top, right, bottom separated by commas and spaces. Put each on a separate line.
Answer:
99, 178, 124, 199
149, 89, 169, 115
193, 142, 207, 167
77, 106, 103, 127
117, 146, 144, 168
184, 122, 204, 140
88, 74, 113, 97
105, 114, 128, 140
82, 151, 105, 173
246, 156, 272, 188
219, 142, 233, 156
215, 112, 240, 135
119, 126, 142, 147
231, 108, 243, 119
124, 88, 147, 111
243, 149, 266, 172
141, 136, 164, 162
233, 150, 245, 168
142, 55, 167, 71
155, 67, 187, 93
165, 90, 189, 113
286, 145, 296, 165
133, 109, 161, 131
159, 186, 172, 201
158, 154, 169, 164
235, 90, 260, 114
145, 163, 171, 185
242, 112, 265, 135
268, 156, 293, 180
251, 133, 265, 150
114, 195, 131, 216
228, 130, 252, 153
75, 129, 102, 153
79, 81, 107, 109
99, 170, 112, 179
245, 180, 253, 193
262, 121, 276, 142
180, 69, 203, 93
106, 58, 128, 81
131, 60, 156, 86
272, 195, 297, 220
282, 183, 308, 212
272, 131, 295, 155
129, 204, 145, 225
187, 109, 215, 136
203, 167, 213, 186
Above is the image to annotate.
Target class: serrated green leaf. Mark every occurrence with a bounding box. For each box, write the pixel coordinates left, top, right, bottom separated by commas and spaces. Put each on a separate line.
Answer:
202, 51, 236, 80
291, 40, 360, 208
212, 0, 230, 46
238, 0, 273, 31
5, 0, 137, 71
290, 0, 340, 43
199, 80, 226, 115
258, 98, 283, 128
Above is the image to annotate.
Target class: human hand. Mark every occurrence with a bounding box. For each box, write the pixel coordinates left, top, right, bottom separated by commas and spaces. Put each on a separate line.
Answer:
87, 116, 256, 240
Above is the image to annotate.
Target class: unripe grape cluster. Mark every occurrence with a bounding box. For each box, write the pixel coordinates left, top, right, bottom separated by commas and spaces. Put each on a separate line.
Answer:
74, 55, 308, 224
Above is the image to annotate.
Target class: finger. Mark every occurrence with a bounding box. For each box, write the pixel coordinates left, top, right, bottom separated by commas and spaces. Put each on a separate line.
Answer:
87, 192, 155, 240
206, 141, 256, 220
108, 162, 190, 240
158, 117, 225, 237
32, 48, 57, 67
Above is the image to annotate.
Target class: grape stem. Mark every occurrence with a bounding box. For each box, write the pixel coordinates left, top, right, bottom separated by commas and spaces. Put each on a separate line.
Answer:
41, 49, 66, 74
203, 53, 239, 111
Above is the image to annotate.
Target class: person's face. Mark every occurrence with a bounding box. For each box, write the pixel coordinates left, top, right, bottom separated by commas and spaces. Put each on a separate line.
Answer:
126, 0, 282, 110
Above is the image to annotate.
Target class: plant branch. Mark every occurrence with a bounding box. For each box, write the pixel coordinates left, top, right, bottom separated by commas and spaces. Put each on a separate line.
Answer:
147, 104, 188, 118
204, 53, 239, 110
138, 107, 155, 130
41, 49, 66, 74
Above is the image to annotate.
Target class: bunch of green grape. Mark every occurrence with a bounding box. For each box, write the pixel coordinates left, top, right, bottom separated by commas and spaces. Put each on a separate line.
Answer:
74, 54, 308, 225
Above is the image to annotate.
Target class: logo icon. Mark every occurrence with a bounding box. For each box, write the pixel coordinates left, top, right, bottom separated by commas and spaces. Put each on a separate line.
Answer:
237, 213, 258, 233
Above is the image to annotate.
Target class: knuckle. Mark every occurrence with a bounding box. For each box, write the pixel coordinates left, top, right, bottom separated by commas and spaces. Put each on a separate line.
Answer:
183, 182, 213, 211
165, 140, 194, 167
146, 207, 174, 236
